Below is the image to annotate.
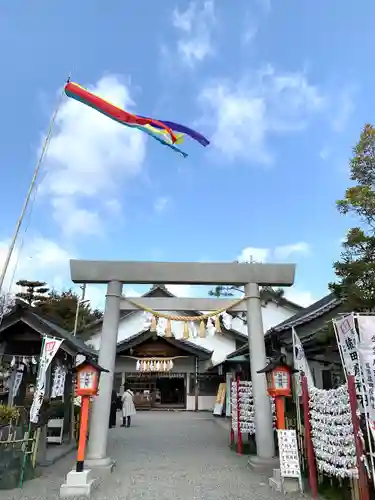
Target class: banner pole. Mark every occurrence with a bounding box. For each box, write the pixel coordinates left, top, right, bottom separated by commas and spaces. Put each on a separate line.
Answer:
301, 376, 318, 498
348, 375, 370, 500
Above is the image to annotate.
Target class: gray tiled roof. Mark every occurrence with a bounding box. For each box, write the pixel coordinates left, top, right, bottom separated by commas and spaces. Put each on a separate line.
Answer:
116, 328, 213, 358
0, 301, 97, 358
225, 292, 342, 361
265, 292, 342, 336
32, 313, 97, 357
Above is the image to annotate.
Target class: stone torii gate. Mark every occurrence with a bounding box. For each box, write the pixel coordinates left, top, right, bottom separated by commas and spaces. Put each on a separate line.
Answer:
70, 260, 296, 471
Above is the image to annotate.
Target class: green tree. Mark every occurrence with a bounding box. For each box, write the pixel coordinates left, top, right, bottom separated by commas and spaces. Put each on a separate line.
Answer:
208, 260, 285, 302
208, 284, 285, 301
36, 289, 103, 333
329, 124, 375, 310
15, 280, 49, 305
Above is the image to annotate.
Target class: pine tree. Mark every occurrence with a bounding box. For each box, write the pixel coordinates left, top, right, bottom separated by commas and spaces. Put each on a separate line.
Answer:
208, 260, 285, 301
208, 284, 285, 301
329, 124, 375, 310
36, 289, 103, 333
15, 280, 49, 305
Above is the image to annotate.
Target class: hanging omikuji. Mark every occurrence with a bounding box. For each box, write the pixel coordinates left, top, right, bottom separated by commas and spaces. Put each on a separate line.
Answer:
309, 385, 358, 479
231, 380, 276, 435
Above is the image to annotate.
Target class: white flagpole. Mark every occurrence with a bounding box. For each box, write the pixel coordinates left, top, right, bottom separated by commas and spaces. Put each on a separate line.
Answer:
292, 328, 304, 469
0, 80, 68, 294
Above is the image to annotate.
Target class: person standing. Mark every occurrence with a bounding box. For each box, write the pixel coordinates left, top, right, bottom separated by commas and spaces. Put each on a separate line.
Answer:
121, 384, 136, 427
109, 389, 118, 428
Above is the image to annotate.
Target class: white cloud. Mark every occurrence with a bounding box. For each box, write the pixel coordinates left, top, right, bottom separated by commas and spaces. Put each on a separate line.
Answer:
198, 65, 325, 163
236, 243, 314, 308
255, 0, 272, 14
242, 23, 258, 45
238, 247, 270, 263
0, 236, 145, 311
104, 198, 122, 217
238, 242, 310, 263
319, 146, 330, 161
154, 196, 170, 213
284, 288, 316, 307
166, 285, 192, 297
171, 1, 216, 66
0, 236, 74, 296
52, 198, 102, 237
41, 75, 146, 236
274, 242, 310, 260
330, 88, 355, 133
242, 0, 272, 45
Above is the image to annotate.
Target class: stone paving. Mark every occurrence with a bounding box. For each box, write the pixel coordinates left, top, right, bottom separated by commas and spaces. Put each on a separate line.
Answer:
7, 412, 306, 500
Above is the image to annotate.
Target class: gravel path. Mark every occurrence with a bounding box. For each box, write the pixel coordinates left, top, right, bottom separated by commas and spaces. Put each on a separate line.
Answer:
6, 412, 305, 500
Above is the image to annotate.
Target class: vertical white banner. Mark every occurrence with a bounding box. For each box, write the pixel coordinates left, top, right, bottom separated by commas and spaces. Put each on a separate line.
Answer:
12, 365, 24, 400
358, 344, 375, 439
333, 314, 366, 410
30, 337, 64, 423
51, 365, 67, 399
292, 328, 314, 395
333, 315, 359, 376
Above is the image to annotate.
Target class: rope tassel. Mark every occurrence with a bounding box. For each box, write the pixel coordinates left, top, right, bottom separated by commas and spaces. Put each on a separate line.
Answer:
150, 315, 157, 332
199, 320, 206, 338
125, 296, 246, 323
165, 319, 172, 338
183, 321, 189, 339
215, 315, 221, 333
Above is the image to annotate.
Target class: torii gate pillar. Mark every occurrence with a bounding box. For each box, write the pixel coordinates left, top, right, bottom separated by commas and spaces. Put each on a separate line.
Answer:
245, 282, 275, 468
70, 260, 296, 472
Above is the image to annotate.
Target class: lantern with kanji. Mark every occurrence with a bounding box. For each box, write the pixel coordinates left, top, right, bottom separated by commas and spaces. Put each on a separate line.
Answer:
75, 359, 105, 397
257, 354, 297, 429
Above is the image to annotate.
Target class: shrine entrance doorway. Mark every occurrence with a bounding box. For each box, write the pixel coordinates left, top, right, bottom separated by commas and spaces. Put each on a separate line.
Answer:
125, 373, 186, 410
156, 375, 185, 407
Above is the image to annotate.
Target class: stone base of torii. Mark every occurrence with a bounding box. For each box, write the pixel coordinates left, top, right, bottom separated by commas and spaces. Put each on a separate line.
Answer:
69, 260, 296, 473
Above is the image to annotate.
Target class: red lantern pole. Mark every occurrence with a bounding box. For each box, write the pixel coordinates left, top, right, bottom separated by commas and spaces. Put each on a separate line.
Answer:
347, 375, 370, 500
230, 376, 235, 445
76, 395, 90, 472
275, 396, 286, 430
301, 376, 318, 498
236, 376, 243, 455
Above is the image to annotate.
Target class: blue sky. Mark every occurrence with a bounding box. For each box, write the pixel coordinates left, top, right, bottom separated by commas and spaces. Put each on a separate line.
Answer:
0, 0, 372, 308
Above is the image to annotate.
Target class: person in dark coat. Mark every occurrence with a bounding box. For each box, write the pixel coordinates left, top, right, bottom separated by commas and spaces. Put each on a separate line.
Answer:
109, 389, 118, 428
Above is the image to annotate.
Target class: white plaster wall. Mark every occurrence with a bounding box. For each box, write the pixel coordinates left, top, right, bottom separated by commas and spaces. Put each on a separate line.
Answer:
231, 301, 297, 336
310, 361, 324, 389
261, 302, 297, 332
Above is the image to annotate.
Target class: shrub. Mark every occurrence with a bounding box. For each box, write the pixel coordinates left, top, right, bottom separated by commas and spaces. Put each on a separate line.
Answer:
0, 405, 20, 424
